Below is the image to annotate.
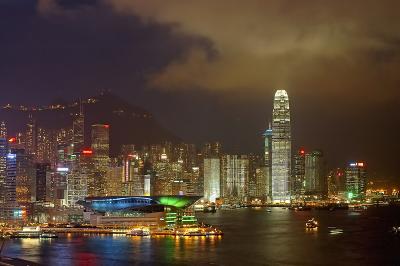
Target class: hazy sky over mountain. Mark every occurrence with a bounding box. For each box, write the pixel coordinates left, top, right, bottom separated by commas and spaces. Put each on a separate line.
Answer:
1, 0, 399, 178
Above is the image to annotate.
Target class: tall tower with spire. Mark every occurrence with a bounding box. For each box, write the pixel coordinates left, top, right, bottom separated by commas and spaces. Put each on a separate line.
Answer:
73, 99, 85, 153
26, 114, 37, 157
263, 123, 272, 201
271, 90, 291, 203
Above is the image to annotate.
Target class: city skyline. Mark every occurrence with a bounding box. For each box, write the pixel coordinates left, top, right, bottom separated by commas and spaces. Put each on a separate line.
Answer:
0, 89, 377, 209
0, 91, 395, 185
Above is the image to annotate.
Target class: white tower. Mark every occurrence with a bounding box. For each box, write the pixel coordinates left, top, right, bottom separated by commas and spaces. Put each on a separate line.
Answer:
271, 90, 291, 203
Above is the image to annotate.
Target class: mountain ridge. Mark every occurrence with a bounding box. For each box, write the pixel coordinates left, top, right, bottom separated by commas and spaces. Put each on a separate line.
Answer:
0, 92, 180, 156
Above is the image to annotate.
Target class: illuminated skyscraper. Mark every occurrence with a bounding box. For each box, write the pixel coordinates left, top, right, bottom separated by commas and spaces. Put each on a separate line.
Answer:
73, 102, 85, 153
90, 124, 110, 196
263, 124, 272, 201
221, 155, 249, 204
0, 137, 8, 219
304, 150, 325, 198
248, 154, 260, 198
105, 160, 123, 196
4, 153, 17, 220
203, 158, 220, 202
202, 142, 222, 158
91, 124, 110, 160
122, 151, 145, 196
153, 161, 182, 196
48, 168, 68, 207
0, 133, 18, 221
182, 167, 201, 196
144, 174, 151, 196
345, 162, 367, 200
80, 148, 95, 197
25, 115, 37, 157
36, 127, 56, 164
271, 90, 291, 203
292, 149, 306, 198
327, 168, 345, 199
0, 121, 7, 138
13, 148, 34, 205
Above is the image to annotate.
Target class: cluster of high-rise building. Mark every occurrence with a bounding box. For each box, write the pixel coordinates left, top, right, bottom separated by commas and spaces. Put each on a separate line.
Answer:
0, 90, 370, 224
262, 90, 367, 204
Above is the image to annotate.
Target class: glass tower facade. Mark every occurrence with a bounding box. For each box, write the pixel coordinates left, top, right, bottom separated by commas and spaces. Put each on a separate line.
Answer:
271, 90, 291, 203
73, 106, 85, 154
292, 149, 306, 199
221, 155, 249, 204
263, 125, 272, 202
345, 162, 367, 200
304, 150, 325, 197
203, 158, 220, 203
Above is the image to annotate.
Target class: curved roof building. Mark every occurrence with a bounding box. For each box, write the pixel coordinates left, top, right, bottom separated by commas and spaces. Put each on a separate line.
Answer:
77, 196, 202, 213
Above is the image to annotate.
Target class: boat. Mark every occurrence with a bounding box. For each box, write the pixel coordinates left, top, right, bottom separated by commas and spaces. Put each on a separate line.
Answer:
205, 229, 224, 236
204, 206, 217, 213
296, 206, 312, 211
184, 230, 205, 237
266, 209, 272, 212
306, 218, 319, 229
126, 228, 150, 236
39, 232, 58, 238
391, 226, 400, 235
11, 227, 58, 239
329, 228, 344, 235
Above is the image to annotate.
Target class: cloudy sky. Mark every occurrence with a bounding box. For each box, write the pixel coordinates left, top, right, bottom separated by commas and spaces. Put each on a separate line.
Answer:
1, 0, 399, 178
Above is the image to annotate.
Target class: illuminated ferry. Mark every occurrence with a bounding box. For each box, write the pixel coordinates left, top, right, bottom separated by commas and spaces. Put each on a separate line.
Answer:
11, 227, 58, 239
306, 218, 319, 229
126, 228, 150, 236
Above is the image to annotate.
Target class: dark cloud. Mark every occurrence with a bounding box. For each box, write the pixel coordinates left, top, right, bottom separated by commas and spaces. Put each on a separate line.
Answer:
0, 0, 212, 104
108, 0, 400, 102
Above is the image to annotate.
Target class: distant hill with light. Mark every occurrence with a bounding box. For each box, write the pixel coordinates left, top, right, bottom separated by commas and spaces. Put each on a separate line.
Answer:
0, 92, 179, 156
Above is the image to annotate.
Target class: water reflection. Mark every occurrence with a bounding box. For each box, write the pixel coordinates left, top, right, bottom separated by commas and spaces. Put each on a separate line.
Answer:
3, 207, 400, 265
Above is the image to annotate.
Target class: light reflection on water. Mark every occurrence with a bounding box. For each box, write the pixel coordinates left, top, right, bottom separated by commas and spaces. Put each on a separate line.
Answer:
3, 207, 400, 265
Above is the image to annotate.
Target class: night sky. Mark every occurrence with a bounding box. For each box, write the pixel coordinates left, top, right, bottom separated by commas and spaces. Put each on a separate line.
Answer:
1, 0, 399, 180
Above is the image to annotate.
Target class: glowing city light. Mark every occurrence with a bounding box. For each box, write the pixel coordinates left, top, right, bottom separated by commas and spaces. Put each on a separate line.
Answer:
82, 149, 93, 155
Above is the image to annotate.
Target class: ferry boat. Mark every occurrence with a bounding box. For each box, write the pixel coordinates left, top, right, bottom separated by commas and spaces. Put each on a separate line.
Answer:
296, 206, 312, 211
11, 227, 58, 239
306, 218, 319, 229
184, 230, 205, 237
126, 228, 150, 236
391, 226, 400, 235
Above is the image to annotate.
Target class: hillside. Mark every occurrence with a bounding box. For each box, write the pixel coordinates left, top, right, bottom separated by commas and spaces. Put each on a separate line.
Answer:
0, 92, 180, 156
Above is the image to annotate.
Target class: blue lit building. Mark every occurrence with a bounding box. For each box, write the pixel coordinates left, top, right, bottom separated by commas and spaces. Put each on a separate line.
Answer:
78, 196, 202, 227
0, 137, 19, 222
78, 195, 201, 213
